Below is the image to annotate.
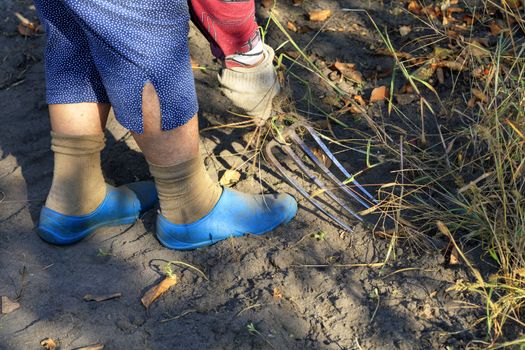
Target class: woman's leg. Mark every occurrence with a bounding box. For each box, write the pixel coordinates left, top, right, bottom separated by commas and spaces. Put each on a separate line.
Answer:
49, 102, 110, 135
132, 83, 297, 250
132, 83, 222, 224
44, 103, 110, 215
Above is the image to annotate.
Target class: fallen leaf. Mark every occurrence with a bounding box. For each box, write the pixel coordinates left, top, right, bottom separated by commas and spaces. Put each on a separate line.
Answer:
287, 21, 298, 32
220, 169, 241, 187
273, 287, 283, 300
353, 95, 367, 106
370, 86, 388, 103
328, 70, 341, 82
72, 344, 104, 350
141, 275, 178, 308
292, 0, 303, 6
331, 61, 363, 84
1, 296, 20, 314
489, 21, 503, 35
408, 1, 422, 14
472, 88, 488, 103
311, 147, 332, 168
40, 338, 57, 350
309, 9, 332, 22
463, 15, 474, 26
83, 293, 122, 302
399, 25, 411, 36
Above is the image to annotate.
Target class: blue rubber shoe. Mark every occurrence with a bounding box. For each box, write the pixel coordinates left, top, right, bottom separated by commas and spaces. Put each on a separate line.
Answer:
38, 181, 158, 245
156, 188, 298, 250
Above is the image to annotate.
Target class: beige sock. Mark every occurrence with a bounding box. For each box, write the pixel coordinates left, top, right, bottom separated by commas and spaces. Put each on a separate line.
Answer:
148, 155, 222, 224
45, 131, 106, 216
218, 44, 280, 126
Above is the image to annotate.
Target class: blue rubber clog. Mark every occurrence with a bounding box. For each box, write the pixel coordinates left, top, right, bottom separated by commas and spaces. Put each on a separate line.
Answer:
38, 181, 157, 245
156, 188, 298, 250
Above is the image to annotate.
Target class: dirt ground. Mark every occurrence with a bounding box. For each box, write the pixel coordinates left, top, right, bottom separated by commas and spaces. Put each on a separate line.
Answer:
0, 0, 501, 349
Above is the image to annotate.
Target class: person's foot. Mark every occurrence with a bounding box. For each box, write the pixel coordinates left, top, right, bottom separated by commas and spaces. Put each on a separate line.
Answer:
38, 182, 157, 245
155, 188, 297, 250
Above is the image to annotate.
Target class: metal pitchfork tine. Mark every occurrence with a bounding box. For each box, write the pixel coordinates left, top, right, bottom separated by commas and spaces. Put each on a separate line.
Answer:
265, 123, 376, 232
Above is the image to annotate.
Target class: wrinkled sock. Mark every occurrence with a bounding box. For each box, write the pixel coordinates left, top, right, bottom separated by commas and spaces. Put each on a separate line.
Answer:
45, 131, 106, 216
148, 155, 222, 224
218, 44, 280, 126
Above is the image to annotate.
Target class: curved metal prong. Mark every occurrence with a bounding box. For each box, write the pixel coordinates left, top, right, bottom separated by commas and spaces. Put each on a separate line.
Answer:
288, 130, 371, 209
265, 139, 355, 231
302, 124, 377, 204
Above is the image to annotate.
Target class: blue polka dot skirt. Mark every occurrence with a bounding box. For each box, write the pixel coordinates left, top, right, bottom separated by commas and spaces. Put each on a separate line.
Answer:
34, 0, 199, 133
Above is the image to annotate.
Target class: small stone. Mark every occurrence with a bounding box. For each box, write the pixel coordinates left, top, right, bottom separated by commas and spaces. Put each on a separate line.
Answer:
1, 296, 20, 314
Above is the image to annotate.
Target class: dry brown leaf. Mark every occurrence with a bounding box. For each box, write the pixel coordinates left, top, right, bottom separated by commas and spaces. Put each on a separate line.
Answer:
328, 71, 341, 82
141, 275, 178, 308
331, 61, 363, 83
399, 25, 411, 36
370, 86, 388, 103
447, 6, 465, 14
472, 88, 488, 103
287, 21, 298, 32
1, 296, 20, 314
463, 15, 474, 26
408, 1, 421, 14
311, 148, 332, 168
83, 293, 122, 302
219, 169, 241, 187
40, 338, 57, 350
489, 21, 503, 35
309, 9, 332, 22
445, 30, 459, 39
353, 95, 367, 106
273, 287, 283, 300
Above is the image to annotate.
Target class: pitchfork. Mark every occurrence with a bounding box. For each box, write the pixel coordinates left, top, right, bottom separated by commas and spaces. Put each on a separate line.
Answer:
265, 122, 376, 231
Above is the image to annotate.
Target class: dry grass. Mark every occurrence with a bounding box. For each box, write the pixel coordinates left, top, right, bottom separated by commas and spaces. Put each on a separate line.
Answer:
251, 0, 525, 347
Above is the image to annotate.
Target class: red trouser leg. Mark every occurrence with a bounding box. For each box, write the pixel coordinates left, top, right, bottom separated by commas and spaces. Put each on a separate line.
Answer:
188, 0, 261, 67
